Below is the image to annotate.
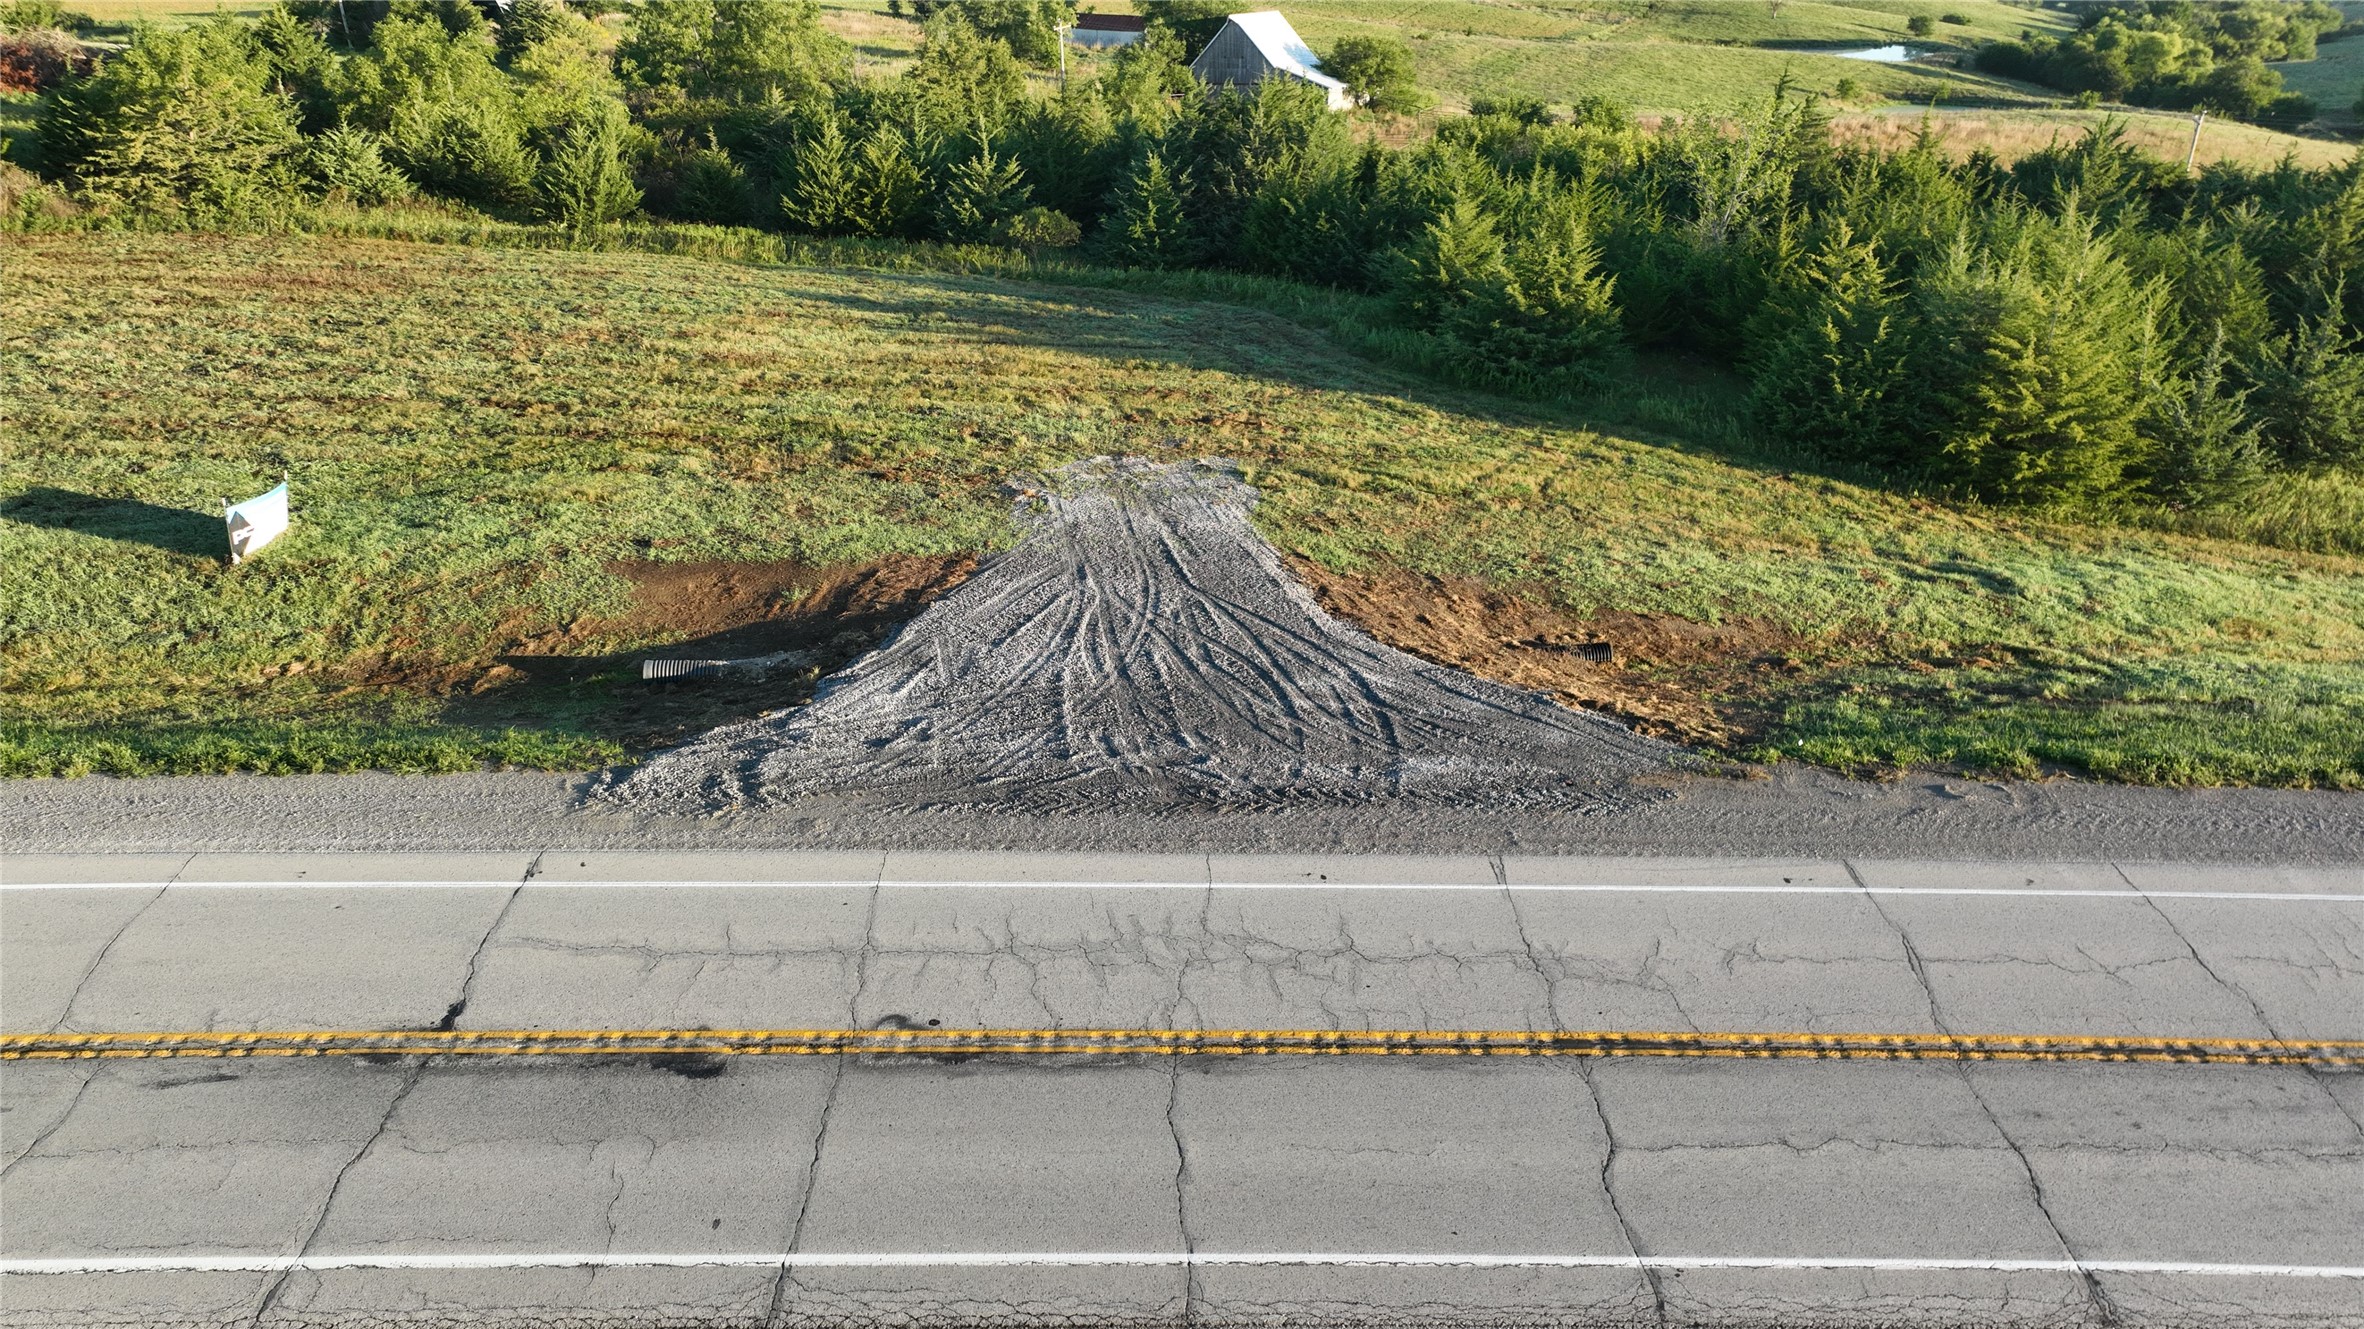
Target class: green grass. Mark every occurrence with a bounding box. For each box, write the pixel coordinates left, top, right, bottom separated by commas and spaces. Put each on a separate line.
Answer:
4, 230, 2363, 786
1, 91, 40, 163
1373, 36, 2040, 114
2273, 33, 2364, 132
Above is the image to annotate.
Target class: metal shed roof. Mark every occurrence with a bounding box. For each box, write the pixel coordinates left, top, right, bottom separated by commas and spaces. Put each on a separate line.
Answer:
1214, 11, 1345, 92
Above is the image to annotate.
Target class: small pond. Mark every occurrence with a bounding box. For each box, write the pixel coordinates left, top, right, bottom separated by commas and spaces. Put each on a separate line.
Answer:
1832, 44, 1928, 63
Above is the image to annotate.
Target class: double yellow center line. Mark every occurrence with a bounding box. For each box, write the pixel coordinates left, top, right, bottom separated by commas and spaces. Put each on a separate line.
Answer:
5, 1028, 2358, 1067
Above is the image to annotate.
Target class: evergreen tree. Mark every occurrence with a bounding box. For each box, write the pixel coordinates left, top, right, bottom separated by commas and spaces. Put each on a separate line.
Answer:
617, 0, 847, 105
336, 12, 539, 208
536, 101, 642, 228
1390, 195, 1509, 326
1098, 148, 1193, 267
905, 15, 1028, 137
2250, 296, 2364, 469
1925, 214, 2166, 508
308, 124, 413, 205
2144, 326, 2267, 504
780, 114, 857, 233
495, 0, 566, 66
251, 7, 343, 133
1485, 193, 1625, 388
937, 141, 1031, 242
1748, 223, 1922, 469
851, 124, 925, 237
669, 140, 751, 224
40, 18, 301, 218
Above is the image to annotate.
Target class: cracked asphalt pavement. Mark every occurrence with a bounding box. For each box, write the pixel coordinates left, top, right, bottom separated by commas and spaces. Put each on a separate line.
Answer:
4, 850, 2361, 1327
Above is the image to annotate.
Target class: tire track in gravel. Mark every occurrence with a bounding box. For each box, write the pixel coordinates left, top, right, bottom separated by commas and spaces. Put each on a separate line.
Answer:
610, 458, 1680, 812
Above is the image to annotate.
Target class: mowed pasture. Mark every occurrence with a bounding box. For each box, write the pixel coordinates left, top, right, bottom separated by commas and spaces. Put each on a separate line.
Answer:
5, 234, 2363, 786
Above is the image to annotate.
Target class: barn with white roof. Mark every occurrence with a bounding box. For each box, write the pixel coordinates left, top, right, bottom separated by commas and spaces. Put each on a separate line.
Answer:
1187, 11, 1354, 110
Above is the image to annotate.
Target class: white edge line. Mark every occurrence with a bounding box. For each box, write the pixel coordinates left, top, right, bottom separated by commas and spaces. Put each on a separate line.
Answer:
1, 1252, 2358, 1278
2, 880, 2358, 901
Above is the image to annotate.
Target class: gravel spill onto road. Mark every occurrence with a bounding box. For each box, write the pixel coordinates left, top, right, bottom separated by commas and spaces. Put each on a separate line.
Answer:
611, 458, 1677, 812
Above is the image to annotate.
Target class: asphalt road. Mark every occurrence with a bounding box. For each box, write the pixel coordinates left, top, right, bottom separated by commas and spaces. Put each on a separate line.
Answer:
4, 850, 2362, 1328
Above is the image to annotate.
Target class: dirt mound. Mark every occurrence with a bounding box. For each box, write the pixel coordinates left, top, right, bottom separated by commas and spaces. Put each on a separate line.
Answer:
611, 459, 1677, 812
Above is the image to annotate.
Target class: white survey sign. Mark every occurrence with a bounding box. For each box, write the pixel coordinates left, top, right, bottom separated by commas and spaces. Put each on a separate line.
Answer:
224, 482, 290, 565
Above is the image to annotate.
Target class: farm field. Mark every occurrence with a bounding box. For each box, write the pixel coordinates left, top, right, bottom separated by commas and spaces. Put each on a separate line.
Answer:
805, 0, 2353, 164
1824, 105, 2361, 169
2274, 33, 2364, 134
5, 234, 2362, 787
22, 1, 2354, 162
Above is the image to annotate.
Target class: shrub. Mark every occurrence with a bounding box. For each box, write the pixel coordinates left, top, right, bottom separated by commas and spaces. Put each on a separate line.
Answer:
1940, 13, 1972, 25
0, 0, 84, 33
662, 141, 751, 224
1907, 14, 1935, 37
0, 158, 75, 228
992, 204, 1080, 251
39, 19, 302, 219
1322, 35, 1428, 115
1833, 76, 1861, 101
618, 0, 847, 106
308, 124, 413, 204
1469, 95, 1553, 126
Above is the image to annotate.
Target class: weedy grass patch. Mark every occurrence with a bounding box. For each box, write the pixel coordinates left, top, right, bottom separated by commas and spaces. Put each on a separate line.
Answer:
5, 232, 2362, 785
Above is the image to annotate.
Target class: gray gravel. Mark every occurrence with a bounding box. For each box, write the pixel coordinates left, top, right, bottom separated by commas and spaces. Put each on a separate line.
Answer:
610, 458, 1676, 813
11, 766, 2364, 863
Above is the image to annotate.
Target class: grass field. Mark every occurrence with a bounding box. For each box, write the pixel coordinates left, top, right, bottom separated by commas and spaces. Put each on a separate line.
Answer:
1825, 105, 2359, 169
6, 232, 2362, 786
2274, 33, 2364, 134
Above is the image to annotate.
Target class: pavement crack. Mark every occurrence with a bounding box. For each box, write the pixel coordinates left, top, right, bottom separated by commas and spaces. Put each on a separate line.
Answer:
48, 852, 189, 1034
767, 874, 878, 1326
0, 1069, 96, 1181
2118, 866, 2364, 1141
1501, 878, 1562, 1034
1862, 868, 2120, 1328
251, 1062, 425, 1326
436, 853, 542, 1032
1167, 1056, 1197, 1326
1574, 1060, 1667, 1328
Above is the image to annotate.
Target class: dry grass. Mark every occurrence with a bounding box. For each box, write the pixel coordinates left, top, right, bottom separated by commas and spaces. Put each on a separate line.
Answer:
1829, 106, 2359, 169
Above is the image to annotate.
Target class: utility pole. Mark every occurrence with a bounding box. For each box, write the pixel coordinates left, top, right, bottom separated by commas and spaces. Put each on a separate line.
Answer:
2185, 109, 2205, 174
1057, 24, 1070, 92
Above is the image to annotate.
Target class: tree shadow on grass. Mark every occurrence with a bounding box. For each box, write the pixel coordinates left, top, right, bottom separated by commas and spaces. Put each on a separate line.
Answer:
2, 487, 224, 559
787, 268, 1804, 481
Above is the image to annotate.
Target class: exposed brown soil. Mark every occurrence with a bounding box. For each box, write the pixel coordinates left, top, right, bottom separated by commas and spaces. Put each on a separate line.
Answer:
1290, 559, 1832, 748
380, 554, 976, 751
596, 553, 977, 655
